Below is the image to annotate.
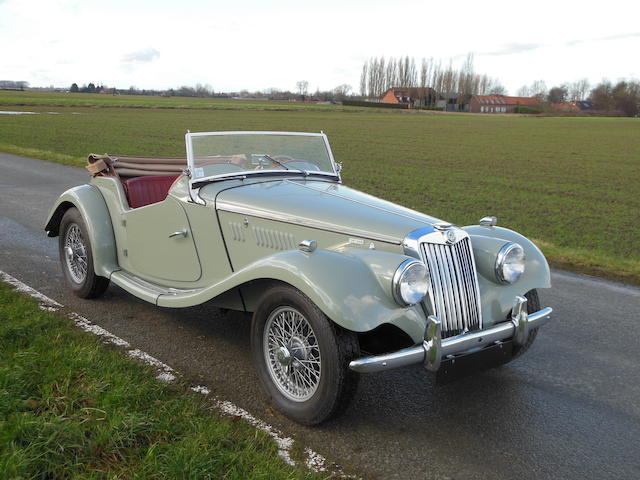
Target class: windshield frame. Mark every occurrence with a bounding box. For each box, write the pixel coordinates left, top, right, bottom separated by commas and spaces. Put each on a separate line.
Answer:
184, 131, 340, 185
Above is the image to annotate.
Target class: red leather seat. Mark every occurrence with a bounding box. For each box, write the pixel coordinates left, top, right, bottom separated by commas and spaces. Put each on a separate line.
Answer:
123, 175, 179, 208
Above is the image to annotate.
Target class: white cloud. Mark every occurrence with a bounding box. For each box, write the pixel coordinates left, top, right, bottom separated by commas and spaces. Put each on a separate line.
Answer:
122, 48, 160, 65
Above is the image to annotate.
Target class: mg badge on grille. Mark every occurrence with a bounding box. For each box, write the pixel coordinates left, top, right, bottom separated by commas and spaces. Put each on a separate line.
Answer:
445, 229, 457, 244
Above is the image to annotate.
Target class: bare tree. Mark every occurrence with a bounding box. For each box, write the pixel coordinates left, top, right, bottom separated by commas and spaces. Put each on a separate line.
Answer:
385, 57, 397, 90
407, 57, 417, 87
368, 57, 384, 97
431, 60, 442, 102
530, 80, 548, 101
576, 78, 590, 101
517, 85, 531, 97
296, 80, 309, 96
194, 83, 213, 97
442, 60, 455, 98
569, 78, 590, 101
333, 84, 352, 99
589, 80, 614, 110
377, 57, 386, 96
488, 82, 507, 95
419, 58, 430, 90
367, 57, 377, 98
360, 62, 368, 97
457, 53, 474, 104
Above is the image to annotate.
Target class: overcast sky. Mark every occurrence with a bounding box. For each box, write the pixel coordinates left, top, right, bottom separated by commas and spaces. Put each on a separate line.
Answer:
1, 0, 639, 95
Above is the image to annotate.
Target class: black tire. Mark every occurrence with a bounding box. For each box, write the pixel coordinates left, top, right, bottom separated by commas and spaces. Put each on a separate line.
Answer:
58, 207, 110, 299
509, 289, 540, 360
251, 285, 360, 425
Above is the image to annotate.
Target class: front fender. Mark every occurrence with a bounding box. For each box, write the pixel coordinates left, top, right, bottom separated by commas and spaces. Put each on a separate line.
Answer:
158, 248, 428, 343
240, 249, 428, 342
463, 224, 551, 326
45, 184, 119, 278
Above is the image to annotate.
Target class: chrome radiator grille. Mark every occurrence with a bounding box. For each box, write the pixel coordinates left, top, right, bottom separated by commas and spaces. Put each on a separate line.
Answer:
420, 237, 482, 338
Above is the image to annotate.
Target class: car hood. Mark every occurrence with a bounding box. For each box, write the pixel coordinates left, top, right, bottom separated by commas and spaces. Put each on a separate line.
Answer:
209, 179, 445, 244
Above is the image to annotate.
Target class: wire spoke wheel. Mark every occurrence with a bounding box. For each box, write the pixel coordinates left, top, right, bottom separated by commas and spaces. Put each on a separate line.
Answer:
263, 306, 321, 402
64, 223, 88, 284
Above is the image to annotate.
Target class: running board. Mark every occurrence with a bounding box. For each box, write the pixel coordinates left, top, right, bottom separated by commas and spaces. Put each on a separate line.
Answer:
110, 270, 200, 306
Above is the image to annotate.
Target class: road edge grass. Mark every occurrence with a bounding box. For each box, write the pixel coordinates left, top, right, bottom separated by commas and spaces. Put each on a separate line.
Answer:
0, 282, 330, 479
532, 239, 640, 286
0, 142, 84, 168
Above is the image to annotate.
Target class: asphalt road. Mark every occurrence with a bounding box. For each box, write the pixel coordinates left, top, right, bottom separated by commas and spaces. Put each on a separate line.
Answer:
1, 152, 639, 480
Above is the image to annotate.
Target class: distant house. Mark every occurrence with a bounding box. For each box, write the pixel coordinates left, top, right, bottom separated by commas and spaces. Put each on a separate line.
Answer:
469, 95, 540, 113
575, 101, 593, 111
551, 102, 580, 112
436, 93, 471, 112
381, 87, 436, 107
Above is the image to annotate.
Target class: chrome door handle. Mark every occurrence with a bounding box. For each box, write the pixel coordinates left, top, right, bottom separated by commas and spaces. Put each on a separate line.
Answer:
169, 229, 188, 238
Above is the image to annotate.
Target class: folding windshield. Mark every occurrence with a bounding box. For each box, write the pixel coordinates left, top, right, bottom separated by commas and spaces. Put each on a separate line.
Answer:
186, 132, 338, 181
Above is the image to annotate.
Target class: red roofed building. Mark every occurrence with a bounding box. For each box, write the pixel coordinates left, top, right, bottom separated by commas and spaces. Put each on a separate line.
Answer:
469, 95, 540, 113
380, 87, 436, 107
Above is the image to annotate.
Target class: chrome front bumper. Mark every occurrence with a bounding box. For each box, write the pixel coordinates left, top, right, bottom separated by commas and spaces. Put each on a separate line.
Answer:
349, 295, 553, 373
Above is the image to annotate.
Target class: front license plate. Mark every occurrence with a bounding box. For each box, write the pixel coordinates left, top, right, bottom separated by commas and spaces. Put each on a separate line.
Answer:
436, 340, 513, 386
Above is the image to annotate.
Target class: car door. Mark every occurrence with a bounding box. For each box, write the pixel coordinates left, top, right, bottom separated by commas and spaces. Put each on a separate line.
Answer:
123, 197, 202, 283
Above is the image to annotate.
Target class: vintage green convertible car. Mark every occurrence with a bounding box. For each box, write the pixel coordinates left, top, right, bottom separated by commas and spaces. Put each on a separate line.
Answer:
46, 131, 553, 424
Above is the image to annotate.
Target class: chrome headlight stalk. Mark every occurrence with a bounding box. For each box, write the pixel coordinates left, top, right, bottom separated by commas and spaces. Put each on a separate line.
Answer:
392, 259, 429, 306
495, 242, 526, 284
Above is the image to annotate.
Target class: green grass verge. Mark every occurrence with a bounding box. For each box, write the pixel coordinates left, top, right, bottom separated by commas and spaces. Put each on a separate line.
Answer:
0, 283, 326, 479
0, 93, 638, 285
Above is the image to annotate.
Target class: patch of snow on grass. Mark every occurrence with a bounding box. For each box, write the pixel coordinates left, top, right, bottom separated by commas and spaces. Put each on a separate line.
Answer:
191, 385, 211, 395
305, 448, 327, 472
156, 372, 177, 382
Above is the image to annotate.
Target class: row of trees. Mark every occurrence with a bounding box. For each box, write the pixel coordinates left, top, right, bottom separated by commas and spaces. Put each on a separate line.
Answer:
358, 55, 639, 116
516, 79, 591, 102
359, 54, 505, 101
69, 82, 220, 98
588, 80, 640, 116
0, 80, 29, 90
515, 78, 639, 116
57, 75, 640, 117
70, 83, 103, 93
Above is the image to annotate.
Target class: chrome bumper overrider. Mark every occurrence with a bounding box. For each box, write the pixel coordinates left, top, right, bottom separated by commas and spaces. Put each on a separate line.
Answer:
349, 296, 553, 373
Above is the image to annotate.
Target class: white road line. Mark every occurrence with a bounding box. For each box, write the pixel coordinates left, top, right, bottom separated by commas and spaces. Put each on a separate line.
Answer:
0, 269, 340, 476
0, 271, 63, 308
68, 312, 131, 348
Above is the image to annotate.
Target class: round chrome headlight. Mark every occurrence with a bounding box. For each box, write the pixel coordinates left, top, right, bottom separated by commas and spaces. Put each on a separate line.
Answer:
393, 260, 429, 306
495, 242, 526, 284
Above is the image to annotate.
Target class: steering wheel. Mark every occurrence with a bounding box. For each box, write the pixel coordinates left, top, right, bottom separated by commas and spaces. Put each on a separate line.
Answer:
270, 155, 296, 163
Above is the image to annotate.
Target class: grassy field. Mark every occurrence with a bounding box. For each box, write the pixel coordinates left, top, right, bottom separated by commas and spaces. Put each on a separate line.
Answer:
0, 91, 638, 284
0, 282, 327, 479
0, 90, 364, 111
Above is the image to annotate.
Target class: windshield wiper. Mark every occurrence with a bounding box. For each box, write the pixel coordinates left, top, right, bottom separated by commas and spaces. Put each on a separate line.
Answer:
192, 174, 247, 188
263, 154, 308, 177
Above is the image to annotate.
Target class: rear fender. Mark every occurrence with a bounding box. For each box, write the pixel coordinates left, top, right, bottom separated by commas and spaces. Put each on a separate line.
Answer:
45, 184, 119, 278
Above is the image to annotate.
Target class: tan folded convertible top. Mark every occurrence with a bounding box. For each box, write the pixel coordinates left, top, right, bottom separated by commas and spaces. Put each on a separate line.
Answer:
86, 154, 186, 178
